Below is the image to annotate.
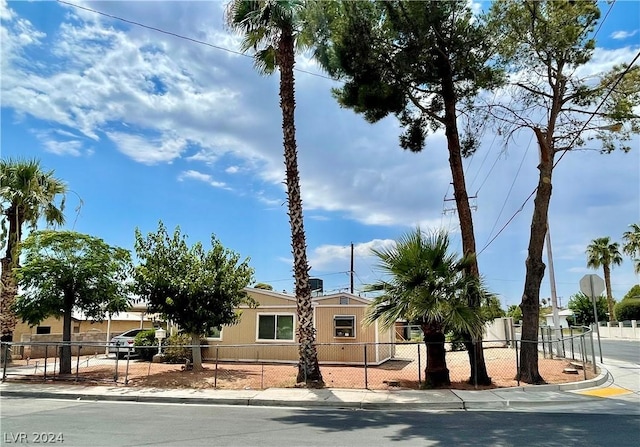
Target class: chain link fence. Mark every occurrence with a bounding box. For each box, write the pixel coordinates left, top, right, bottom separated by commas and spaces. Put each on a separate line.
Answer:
1, 327, 598, 389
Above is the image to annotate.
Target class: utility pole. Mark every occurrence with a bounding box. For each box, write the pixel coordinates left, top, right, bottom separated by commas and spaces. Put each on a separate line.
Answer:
350, 242, 354, 294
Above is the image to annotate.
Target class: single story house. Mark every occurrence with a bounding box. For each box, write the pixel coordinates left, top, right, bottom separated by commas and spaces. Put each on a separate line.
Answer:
202, 287, 395, 365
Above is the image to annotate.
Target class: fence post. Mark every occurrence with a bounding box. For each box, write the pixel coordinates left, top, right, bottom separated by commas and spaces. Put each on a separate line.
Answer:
75, 345, 82, 382
560, 326, 566, 358
214, 346, 219, 389
417, 343, 422, 386
580, 336, 587, 381
2, 344, 8, 381
124, 347, 131, 385
515, 340, 520, 387
44, 345, 48, 380
114, 349, 119, 382
540, 328, 546, 358
364, 344, 368, 390
589, 329, 596, 374
569, 327, 575, 360
53, 344, 58, 378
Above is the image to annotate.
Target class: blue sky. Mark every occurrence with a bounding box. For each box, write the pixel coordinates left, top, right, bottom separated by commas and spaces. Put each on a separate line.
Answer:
1, 0, 639, 309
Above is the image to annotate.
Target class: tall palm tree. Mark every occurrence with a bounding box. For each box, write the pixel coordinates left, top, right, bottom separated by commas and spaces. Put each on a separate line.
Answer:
1, 158, 67, 344
586, 237, 623, 322
226, 0, 322, 385
622, 223, 640, 274
365, 228, 488, 388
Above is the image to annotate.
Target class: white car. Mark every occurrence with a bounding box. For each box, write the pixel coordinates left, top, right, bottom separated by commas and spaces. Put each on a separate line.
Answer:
108, 328, 146, 358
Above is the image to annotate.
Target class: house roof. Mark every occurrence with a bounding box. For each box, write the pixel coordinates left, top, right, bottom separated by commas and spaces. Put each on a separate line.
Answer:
312, 292, 371, 305
246, 287, 371, 305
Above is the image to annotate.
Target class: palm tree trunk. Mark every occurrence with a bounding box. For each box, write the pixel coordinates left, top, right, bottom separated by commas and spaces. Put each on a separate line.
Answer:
518, 128, 553, 385
277, 28, 322, 386
440, 58, 490, 386
603, 264, 615, 322
1, 204, 21, 346
421, 323, 450, 388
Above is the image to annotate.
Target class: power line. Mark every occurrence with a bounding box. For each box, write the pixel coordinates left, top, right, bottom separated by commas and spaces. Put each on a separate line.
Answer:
478, 48, 640, 256
57, 0, 334, 80
484, 133, 534, 246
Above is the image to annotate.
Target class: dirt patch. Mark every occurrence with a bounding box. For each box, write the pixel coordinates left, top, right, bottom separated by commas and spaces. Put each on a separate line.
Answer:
5, 347, 596, 390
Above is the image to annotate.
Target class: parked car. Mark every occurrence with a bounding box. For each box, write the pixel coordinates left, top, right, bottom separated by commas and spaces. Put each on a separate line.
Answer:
108, 328, 146, 358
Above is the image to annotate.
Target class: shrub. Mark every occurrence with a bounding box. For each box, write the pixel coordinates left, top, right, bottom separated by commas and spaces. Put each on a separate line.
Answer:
614, 299, 640, 322
163, 333, 193, 364
134, 329, 159, 361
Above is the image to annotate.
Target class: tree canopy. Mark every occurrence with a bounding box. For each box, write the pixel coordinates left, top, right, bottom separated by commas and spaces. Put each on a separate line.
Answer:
133, 222, 255, 370
486, 0, 640, 384
622, 224, 640, 274
14, 230, 131, 373
568, 292, 608, 326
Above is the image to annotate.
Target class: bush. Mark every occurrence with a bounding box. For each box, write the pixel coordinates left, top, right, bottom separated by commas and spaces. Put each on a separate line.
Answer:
614, 299, 640, 321
163, 333, 193, 364
134, 329, 159, 361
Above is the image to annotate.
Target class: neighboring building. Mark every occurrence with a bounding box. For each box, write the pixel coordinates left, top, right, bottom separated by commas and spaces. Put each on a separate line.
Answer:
202, 287, 395, 365
13, 305, 157, 344
544, 309, 574, 328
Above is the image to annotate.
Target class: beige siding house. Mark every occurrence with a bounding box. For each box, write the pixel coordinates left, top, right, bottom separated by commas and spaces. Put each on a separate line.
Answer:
202, 287, 395, 365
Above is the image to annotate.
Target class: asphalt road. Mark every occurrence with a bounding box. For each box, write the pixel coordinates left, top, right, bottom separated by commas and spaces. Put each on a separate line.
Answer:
598, 338, 640, 364
2, 398, 639, 447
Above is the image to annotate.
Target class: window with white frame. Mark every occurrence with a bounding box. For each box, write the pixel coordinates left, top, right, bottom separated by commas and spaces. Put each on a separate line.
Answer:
206, 326, 222, 340
257, 314, 294, 341
334, 316, 355, 338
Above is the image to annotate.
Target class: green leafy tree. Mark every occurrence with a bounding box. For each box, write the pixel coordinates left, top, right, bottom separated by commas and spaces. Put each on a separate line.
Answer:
1, 158, 67, 346
480, 296, 506, 321
306, 0, 502, 386
14, 230, 131, 374
506, 305, 522, 323
568, 292, 608, 326
133, 222, 255, 371
254, 282, 274, 290
364, 228, 489, 388
622, 284, 640, 301
586, 237, 623, 322
226, 0, 322, 386
486, 0, 640, 384
622, 223, 640, 274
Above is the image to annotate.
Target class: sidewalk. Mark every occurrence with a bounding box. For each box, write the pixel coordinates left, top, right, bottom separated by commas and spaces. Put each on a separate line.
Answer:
0, 364, 616, 411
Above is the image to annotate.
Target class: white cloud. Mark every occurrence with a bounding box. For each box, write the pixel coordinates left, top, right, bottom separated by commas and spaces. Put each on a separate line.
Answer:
610, 30, 638, 40
107, 131, 186, 165
178, 169, 227, 189
43, 139, 84, 157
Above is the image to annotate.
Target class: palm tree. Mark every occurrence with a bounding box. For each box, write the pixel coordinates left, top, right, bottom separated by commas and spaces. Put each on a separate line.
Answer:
226, 0, 322, 385
364, 228, 488, 388
622, 223, 640, 274
1, 158, 67, 344
586, 237, 623, 322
